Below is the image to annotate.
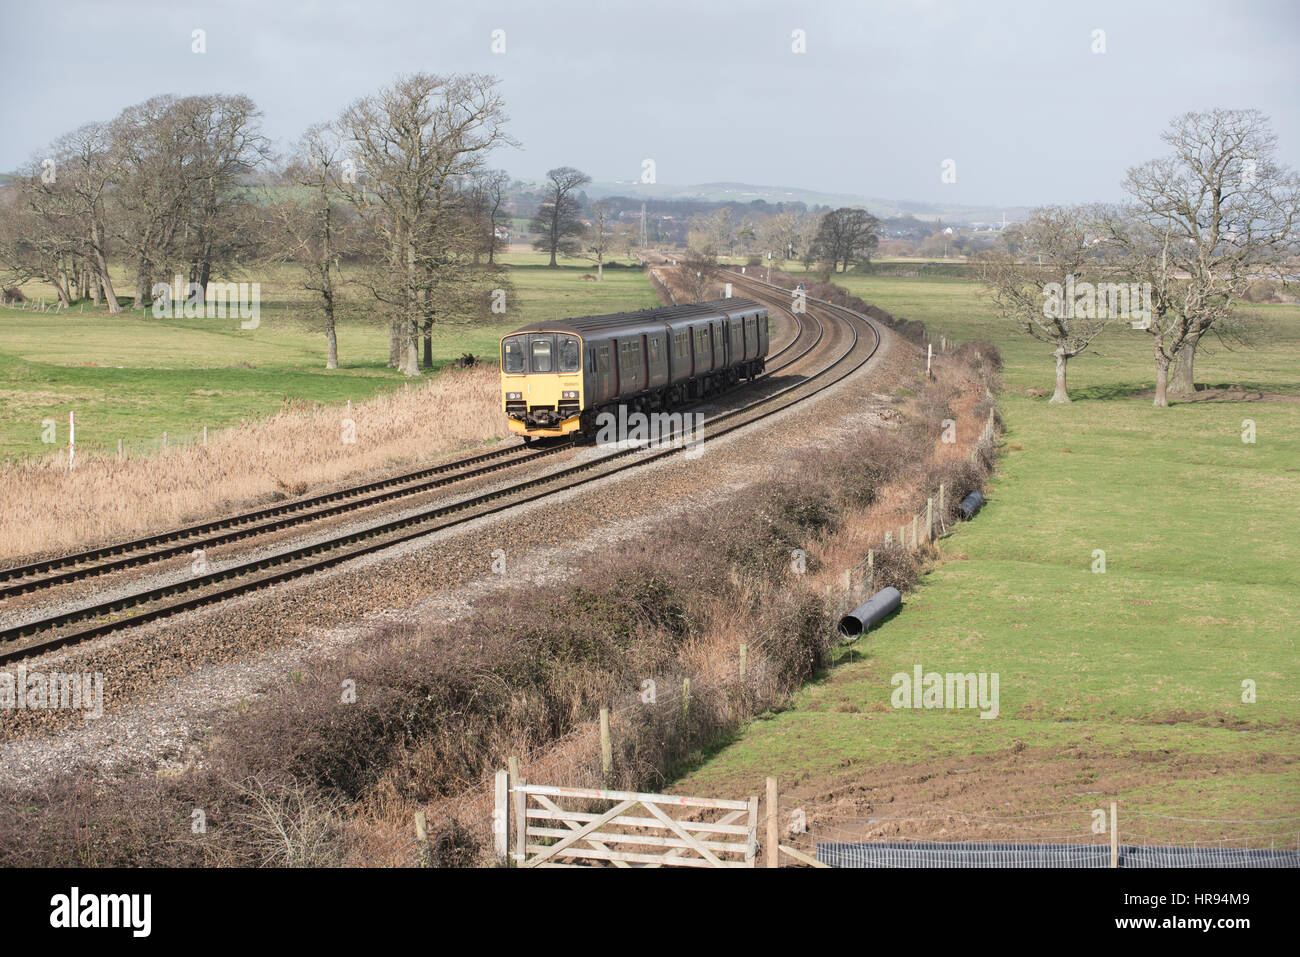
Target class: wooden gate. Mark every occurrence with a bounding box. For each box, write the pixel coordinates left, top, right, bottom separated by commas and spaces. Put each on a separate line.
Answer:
495, 774, 758, 868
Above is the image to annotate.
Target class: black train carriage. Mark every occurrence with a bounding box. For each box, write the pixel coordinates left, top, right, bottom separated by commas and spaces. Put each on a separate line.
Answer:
500, 298, 769, 439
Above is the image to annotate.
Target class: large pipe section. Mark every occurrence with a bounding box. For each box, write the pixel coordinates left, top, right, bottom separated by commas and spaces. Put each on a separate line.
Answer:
837, 586, 902, 639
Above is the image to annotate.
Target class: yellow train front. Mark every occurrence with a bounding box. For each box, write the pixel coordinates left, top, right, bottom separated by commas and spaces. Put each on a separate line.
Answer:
500, 325, 585, 440
500, 299, 769, 442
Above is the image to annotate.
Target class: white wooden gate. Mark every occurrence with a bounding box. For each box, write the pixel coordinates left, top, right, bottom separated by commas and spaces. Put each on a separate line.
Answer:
494, 774, 758, 868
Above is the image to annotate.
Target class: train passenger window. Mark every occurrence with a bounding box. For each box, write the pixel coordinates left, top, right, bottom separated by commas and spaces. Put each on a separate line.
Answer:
649, 337, 661, 362
558, 335, 581, 373
503, 336, 526, 374
530, 336, 553, 373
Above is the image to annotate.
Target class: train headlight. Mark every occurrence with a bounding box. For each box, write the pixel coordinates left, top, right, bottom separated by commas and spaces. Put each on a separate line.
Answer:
506, 392, 522, 400
562, 391, 578, 400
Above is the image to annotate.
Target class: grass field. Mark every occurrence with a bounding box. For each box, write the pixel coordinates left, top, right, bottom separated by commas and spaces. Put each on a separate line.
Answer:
671, 269, 1300, 835
0, 251, 656, 460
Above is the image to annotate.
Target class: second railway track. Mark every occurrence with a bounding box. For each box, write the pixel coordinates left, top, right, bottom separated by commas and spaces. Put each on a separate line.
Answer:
0, 277, 876, 665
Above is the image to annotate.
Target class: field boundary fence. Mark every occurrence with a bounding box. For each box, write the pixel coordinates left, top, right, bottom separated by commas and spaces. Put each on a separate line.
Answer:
409, 399, 1004, 866
763, 782, 1300, 868
644, 264, 678, 305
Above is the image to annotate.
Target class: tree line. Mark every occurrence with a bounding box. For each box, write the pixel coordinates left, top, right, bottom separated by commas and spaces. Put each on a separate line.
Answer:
0, 75, 524, 375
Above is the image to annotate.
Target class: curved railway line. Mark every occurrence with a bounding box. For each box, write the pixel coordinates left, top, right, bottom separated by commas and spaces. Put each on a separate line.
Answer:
0, 289, 818, 603
0, 271, 879, 665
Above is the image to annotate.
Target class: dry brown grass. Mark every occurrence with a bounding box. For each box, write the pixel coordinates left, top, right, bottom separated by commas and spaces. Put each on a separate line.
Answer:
0, 366, 508, 563
0, 347, 1003, 868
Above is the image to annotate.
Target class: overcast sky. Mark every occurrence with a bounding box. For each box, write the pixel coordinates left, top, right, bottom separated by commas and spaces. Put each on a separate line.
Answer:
2, 0, 1297, 207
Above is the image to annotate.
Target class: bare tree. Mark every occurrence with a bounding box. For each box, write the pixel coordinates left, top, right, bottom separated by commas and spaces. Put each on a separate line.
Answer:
614, 220, 641, 262
110, 95, 189, 307
530, 167, 590, 266
583, 201, 613, 280
337, 73, 514, 375
166, 95, 272, 296
758, 210, 800, 264
481, 169, 510, 265
687, 205, 734, 261
2, 163, 80, 306
1119, 109, 1300, 396
980, 206, 1121, 403
266, 125, 359, 368
23, 124, 123, 312
796, 211, 821, 271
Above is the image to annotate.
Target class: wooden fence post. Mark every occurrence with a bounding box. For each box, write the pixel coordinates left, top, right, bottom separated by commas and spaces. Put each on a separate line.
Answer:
911, 514, 918, 547
1110, 800, 1119, 868
493, 770, 509, 865
682, 678, 691, 728
938, 484, 945, 524
766, 777, 779, 868
746, 796, 760, 867
414, 810, 430, 867
926, 497, 934, 540
739, 643, 748, 679
508, 756, 525, 864
600, 708, 612, 781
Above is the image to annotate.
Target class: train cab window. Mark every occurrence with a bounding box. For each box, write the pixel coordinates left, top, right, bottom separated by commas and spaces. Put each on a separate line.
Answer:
530, 335, 553, 373
503, 335, 526, 374
558, 334, 581, 373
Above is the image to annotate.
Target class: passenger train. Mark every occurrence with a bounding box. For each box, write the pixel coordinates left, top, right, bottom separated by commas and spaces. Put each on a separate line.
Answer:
500, 298, 770, 440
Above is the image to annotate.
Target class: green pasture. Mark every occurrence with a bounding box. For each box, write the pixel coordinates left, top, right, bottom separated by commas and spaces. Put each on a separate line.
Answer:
0, 253, 655, 460
672, 271, 1300, 832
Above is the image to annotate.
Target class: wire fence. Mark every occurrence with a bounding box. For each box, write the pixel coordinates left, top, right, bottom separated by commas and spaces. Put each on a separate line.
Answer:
405, 399, 1004, 866
830, 400, 996, 623
644, 264, 678, 305
766, 795, 1300, 868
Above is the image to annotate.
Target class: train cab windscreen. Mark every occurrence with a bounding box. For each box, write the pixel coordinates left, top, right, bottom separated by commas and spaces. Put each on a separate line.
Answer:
503, 333, 581, 374
503, 335, 526, 373
558, 335, 580, 372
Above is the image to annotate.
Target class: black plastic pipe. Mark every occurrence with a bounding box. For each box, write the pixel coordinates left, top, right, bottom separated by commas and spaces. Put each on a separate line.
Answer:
837, 586, 902, 639
958, 491, 984, 519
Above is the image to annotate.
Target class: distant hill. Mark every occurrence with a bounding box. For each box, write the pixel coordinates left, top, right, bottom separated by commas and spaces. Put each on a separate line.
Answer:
577, 179, 1031, 226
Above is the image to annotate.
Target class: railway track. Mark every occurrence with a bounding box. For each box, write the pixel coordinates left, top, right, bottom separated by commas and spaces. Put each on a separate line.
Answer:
0, 279, 874, 665
0, 295, 818, 604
